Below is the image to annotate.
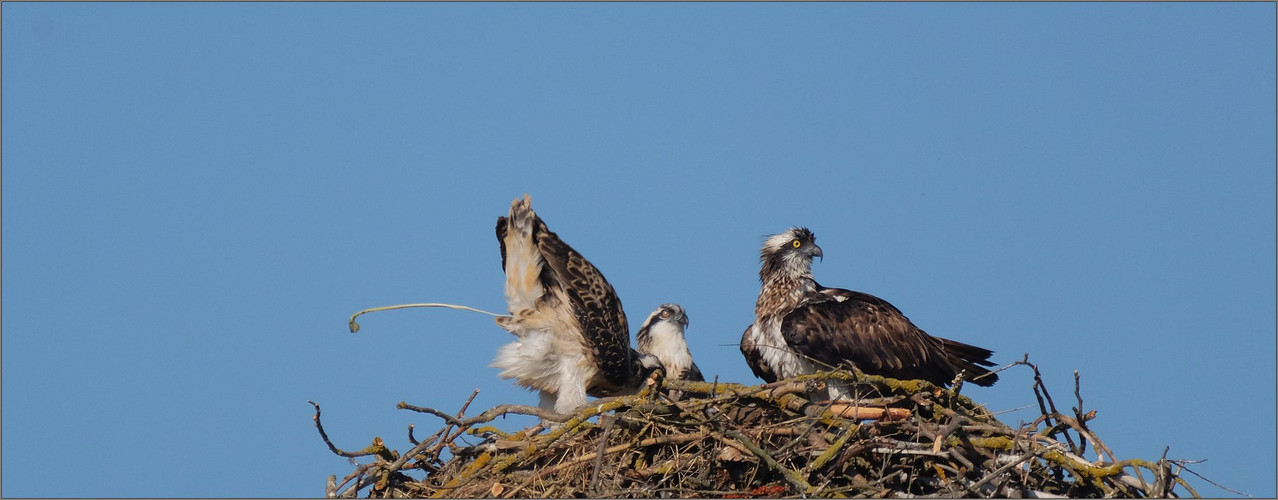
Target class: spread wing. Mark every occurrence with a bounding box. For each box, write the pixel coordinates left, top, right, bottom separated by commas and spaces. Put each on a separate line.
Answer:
781, 288, 997, 387
500, 196, 633, 391
740, 324, 779, 384
539, 229, 633, 389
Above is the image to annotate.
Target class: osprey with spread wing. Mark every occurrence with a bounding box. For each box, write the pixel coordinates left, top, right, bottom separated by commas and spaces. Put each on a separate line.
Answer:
740, 228, 998, 399
492, 195, 662, 414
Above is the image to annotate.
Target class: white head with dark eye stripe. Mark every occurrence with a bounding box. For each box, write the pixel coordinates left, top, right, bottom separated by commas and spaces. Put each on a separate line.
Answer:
635, 304, 694, 380
760, 227, 823, 282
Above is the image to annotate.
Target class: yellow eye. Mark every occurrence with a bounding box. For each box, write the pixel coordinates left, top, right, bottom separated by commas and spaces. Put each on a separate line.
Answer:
792, 239, 802, 248
660, 310, 671, 319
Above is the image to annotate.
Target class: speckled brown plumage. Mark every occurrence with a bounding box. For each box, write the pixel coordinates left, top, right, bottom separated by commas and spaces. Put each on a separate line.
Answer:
494, 195, 654, 407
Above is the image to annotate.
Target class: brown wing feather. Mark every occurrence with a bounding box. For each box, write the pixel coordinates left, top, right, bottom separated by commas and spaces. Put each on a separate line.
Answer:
528, 213, 634, 390
495, 216, 509, 272
782, 288, 998, 387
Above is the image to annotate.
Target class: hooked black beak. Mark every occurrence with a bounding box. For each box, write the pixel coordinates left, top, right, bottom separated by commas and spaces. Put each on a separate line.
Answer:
811, 244, 823, 262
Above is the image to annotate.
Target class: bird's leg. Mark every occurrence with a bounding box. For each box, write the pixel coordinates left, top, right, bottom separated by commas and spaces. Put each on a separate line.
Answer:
551, 357, 590, 414
531, 390, 567, 430
553, 387, 588, 415
538, 390, 557, 411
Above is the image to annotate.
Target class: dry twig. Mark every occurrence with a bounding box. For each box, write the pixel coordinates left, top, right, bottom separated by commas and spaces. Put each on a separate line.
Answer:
312, 360, 1209, 498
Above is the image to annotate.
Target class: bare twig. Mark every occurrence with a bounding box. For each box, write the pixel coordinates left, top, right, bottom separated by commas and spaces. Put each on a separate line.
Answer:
724, 429, 814, 494
966, 453, 1035, 495
385, 389, 482, 477
1015, 356, 1078, 453
348, 302, 507, 333
1176, 461, 1245, 497
400, 401, 568, 426
588, 414, 617, 495
309, 400, 380, 459
314, 364, 1199, 499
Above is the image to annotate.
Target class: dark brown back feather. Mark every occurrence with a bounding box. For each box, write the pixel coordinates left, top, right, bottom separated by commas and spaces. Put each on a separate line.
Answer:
781, 288, 997, 387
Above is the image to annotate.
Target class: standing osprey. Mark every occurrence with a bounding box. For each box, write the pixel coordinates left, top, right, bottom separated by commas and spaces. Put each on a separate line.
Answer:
636, 304, 704, 383
740, 228, 998, 398
492, 195, 662, 414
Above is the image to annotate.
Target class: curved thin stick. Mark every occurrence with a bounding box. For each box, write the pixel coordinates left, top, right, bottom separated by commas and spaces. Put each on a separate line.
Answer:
348, 303, 509, 333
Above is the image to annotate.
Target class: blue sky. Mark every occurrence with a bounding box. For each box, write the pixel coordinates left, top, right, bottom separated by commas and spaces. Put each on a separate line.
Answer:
2, 3, 1273, 497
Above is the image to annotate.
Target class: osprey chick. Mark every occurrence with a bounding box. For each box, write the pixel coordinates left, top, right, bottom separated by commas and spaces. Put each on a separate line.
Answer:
740, 228, 998, 399
636, 304, 704, 383
492, 195, 662, 414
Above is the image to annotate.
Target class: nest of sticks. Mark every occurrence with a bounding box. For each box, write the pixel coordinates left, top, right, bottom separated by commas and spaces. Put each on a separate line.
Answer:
312, 356, 1201, 498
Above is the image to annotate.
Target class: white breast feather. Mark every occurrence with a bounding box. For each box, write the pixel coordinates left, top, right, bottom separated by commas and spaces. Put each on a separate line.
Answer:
643, 321, 694, 378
